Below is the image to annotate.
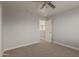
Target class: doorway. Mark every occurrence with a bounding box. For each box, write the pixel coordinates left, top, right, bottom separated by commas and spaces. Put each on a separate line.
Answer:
39, 19, 52, 42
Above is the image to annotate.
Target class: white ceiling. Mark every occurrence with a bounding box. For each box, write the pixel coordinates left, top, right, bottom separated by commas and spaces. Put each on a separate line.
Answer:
2, 1, 79, 17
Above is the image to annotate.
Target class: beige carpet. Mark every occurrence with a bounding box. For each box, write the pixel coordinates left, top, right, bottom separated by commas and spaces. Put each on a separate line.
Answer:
3, 40, 79, 57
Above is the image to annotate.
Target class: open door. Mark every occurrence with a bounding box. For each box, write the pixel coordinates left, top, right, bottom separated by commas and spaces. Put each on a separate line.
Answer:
40, 20, 46, 40
39, 19, 52, 43
45, 19, 52, 43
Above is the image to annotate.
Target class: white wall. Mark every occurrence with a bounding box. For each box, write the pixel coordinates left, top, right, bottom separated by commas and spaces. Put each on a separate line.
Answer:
0, 3, 2, 56
51, 7, 79, 49
2, 6, 40, 50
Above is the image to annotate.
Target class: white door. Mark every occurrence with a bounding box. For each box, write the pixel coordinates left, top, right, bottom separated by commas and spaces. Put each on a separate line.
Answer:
45, 20, 52, 42
40, 20, 46, 40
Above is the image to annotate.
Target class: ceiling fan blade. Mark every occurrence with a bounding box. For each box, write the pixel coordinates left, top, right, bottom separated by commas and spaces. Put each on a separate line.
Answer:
47, 2, 55, 8
40, 3, 46, 9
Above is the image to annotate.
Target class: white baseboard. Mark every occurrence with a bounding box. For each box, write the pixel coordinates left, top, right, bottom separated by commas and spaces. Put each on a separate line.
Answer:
4, 40, 40, 52
53, 41, 79, 51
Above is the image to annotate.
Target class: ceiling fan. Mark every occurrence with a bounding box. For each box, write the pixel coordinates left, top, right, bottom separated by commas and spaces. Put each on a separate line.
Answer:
33, 1, 56, 9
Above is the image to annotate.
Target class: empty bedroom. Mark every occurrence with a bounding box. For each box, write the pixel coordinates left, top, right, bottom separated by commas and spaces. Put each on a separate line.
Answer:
0, 1, 79, 57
